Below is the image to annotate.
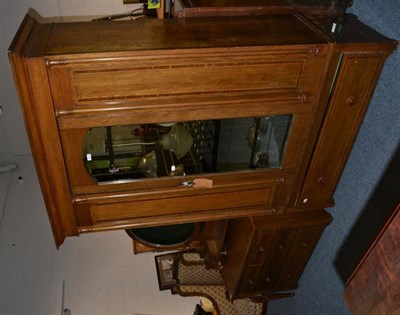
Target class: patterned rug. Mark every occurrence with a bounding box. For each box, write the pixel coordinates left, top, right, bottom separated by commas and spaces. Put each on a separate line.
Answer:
175, 252, 264, 315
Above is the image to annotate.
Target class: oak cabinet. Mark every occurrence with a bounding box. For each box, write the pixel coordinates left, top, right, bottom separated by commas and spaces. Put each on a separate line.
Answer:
51, 43, 328, 233
8, 6, 396, 302
8, 13, 338, 245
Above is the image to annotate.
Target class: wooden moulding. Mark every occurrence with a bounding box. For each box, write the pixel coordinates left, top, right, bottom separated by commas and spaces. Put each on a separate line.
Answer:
177, 0, 336, 18
74, 182, 278, 231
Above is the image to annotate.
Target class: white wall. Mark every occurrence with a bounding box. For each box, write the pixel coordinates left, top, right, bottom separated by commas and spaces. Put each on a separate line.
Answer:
0, 112, 13, 164
0, 0, 141, 165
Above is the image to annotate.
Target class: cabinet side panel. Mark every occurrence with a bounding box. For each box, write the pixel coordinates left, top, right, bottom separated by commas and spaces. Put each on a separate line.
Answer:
297, 51, 390, 209
8, 52, 66, 247
25, 58, 78, 235
222, 217, 255, 300
13, 56, 78, 244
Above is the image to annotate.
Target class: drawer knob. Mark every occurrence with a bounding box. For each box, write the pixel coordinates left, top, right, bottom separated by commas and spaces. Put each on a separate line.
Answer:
265, 276, 272, 282
248, 279, 254, 285
298, 94, 307, 102
278, 244, 284, 250
317, 176, 327, 185
310, 47, 320, 55
345, 96, 357, 106
258, 246, 265, 253
301, 241, 309, 248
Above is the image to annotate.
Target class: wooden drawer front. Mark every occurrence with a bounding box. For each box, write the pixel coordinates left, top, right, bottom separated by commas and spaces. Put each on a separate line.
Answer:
84, 187, 274, 224
237, 266, 262, 294
256, 228, 296, 291
47, 48, 324, 114
71, 60, 304, 102
237, 228, 295, 295
247, 230, 275, 265
272, 225, 325, 290
237, 225, 324, 294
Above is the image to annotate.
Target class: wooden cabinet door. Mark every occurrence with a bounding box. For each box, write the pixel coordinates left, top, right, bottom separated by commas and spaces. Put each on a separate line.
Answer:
45, 46, 330, 231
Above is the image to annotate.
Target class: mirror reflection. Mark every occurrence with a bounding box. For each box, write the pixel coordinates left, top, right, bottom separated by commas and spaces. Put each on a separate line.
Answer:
83, 115, 292, 182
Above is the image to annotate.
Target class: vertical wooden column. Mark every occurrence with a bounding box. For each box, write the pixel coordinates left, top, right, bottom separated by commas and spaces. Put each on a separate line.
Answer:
297, 47, 394, 209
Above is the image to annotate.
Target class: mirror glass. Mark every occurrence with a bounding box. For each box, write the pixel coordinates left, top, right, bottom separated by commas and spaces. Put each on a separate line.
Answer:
83, 115, 292, 182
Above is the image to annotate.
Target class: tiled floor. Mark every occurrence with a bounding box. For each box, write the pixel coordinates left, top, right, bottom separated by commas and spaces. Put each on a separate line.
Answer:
0, 156, 198, 315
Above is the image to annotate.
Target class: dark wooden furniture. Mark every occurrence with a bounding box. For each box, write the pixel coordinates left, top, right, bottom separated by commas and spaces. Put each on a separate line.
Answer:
8, 3, 396, 303
335, 145, 400, 283
223, 211, 332, 299
343, 202, 400, 314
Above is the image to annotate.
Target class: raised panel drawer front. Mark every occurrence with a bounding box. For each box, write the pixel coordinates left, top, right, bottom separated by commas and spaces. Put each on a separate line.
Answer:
71, 58, 303, 102
255, 228, 296, 291
47, 46, 328, 118
247, 230, 275, 265
74, 184, 277, 231
238, 228, 295, 295
237, 265, 262, 294
273, 225, 325, 290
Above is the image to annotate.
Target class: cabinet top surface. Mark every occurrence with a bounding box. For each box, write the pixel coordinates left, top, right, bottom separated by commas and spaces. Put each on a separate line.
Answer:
48, 15, 329, 55
18, 14, 329, 57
